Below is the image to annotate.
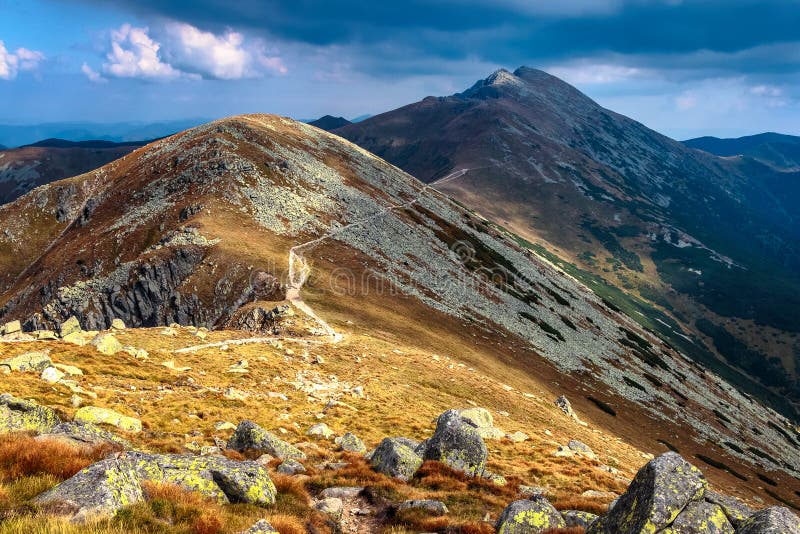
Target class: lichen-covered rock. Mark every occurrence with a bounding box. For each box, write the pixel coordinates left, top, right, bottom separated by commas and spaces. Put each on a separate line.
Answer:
423, 409, 487, 476
458, 407, 505, 439
496, 496, 567, 533
2, 320, 21, 335
34, 455, 144, 523
38, 421, 130, 449
320, 486, 363, 499
277, 459, 306, 475
307, 422, 334, 439
335, 432, 366, 453
1, 351, 53, 372
371, 437, 423, 481
238, 519, 278, 533
314, 497, 344, 521
0, 393, 60, 433
555, 395, 576, 418
110, 318, 126, 330
35, 452, 277, 522
90, 333, 124, 355
704, 490, 754, 528
74, 406, 142, 433
60, 316, 82, 338
662, 499, 733, 533
736, 506, 800, 534
562, 510, 598, 528
398, 499, 449, 516
587, 452, 707, 534
227, 420, 305, 460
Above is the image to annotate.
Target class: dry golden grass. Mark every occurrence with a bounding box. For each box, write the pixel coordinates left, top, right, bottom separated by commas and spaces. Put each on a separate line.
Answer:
0, 323, 662, 532
0, 434, 114, 482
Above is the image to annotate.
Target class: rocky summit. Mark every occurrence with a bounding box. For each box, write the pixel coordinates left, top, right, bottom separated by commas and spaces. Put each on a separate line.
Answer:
0, 113, 798, 533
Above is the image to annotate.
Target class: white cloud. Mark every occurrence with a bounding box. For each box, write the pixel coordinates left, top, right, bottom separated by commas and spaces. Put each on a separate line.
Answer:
547, 63, 643, 84
81, 62, 105, 83
104, 24, 181, 79
0, 41, 44, 80
88, 22, 287, 82
163, 22, 286, 79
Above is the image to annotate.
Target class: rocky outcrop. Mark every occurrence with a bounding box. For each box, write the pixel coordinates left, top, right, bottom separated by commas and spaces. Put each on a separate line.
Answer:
0, 393, 60, 433
496, 496, 566, 533
227, 420, 305, 460
35, 452, 277, 522
423, 409, 488, 476
371, 437, 423, 481
226, 302, 291, 334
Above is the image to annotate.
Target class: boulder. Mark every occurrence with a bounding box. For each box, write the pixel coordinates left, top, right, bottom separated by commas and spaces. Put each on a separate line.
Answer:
34, 454, 143, 523
587, 452, 707, 534
398, 499, 449, 516
371, 437, 423, 481
1, 351, 53, 372
562, 510, 598, 528
736, 507, 800, 534
496, 496, 567, 533
335, 432, 366, 453
239, 519, 278, 533
60, 316, 82, 338
110, 318, 126, 331
307, 422, 334, 439
662, 499, 733, 533
423, 409, 488, 476
74, 406, 142, 433
38, 421, 130, 449
277, 459, 306, 475
0, 393, 60, 433
90, 333, 124, 355
35, 452, 277, 522
227, 420, 305, 460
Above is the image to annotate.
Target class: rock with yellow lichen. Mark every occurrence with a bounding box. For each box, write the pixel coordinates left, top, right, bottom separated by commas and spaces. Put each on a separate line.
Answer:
423, 409, 488, 476
737, 506, 800, 533
74, 406, 142, 433
0, 393, 61, 433
0, 351, 52, 373
371, 437, 423, 481
34, 452, 277, 523
227, 420, 305, 460
661, 499, 734, 533
90, 332, 124, 355
496, 495, 566, 533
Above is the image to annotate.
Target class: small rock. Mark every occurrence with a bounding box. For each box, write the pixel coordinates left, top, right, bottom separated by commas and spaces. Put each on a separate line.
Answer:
70, 395, 83, 408
335, 432, 366, 453
215, 421, 237, 431
277, 459, 306, 475
2, 320, 21, 335
307, 422, 334, 439
737, 506, 800, 533
562, 510, 598, 528
506, 431, 529, 443
41, 366, 65, 384
53, 363, 83, 376
223, 388, 249, 401
320, 486, 362, 499
238, 519, 277, 533
398, 499, 449, 516
90, 333, 123, 355
567, 439, 597, 460
227, 420, 305, 460
110, 318, 126, 331
314, 497, 343, 520
555, 395, 577, 418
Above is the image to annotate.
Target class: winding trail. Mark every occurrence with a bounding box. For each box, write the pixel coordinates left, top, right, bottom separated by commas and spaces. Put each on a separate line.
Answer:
283, 169, 479, 343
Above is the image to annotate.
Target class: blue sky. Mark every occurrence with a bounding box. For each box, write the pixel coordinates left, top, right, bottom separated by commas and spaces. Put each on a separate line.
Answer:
1, 0, 799, 139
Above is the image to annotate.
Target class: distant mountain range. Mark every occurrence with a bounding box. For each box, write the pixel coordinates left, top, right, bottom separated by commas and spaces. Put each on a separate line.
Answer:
336, 67, 800, 418
684, 132, 800, 171
0, 119, 208, 148
0, 138, 149, 205
308, 115, 352, 131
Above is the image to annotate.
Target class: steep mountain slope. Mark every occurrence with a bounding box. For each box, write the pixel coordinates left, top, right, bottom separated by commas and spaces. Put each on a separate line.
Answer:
0, 139, 148, 205
335, 67, 800, 419
0, 114, 798, 506
685, 132, 800, 171
308, 115, 352, 131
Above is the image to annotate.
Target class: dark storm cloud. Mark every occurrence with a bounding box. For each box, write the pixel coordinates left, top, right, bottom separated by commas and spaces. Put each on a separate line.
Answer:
76, 0, 800, 70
